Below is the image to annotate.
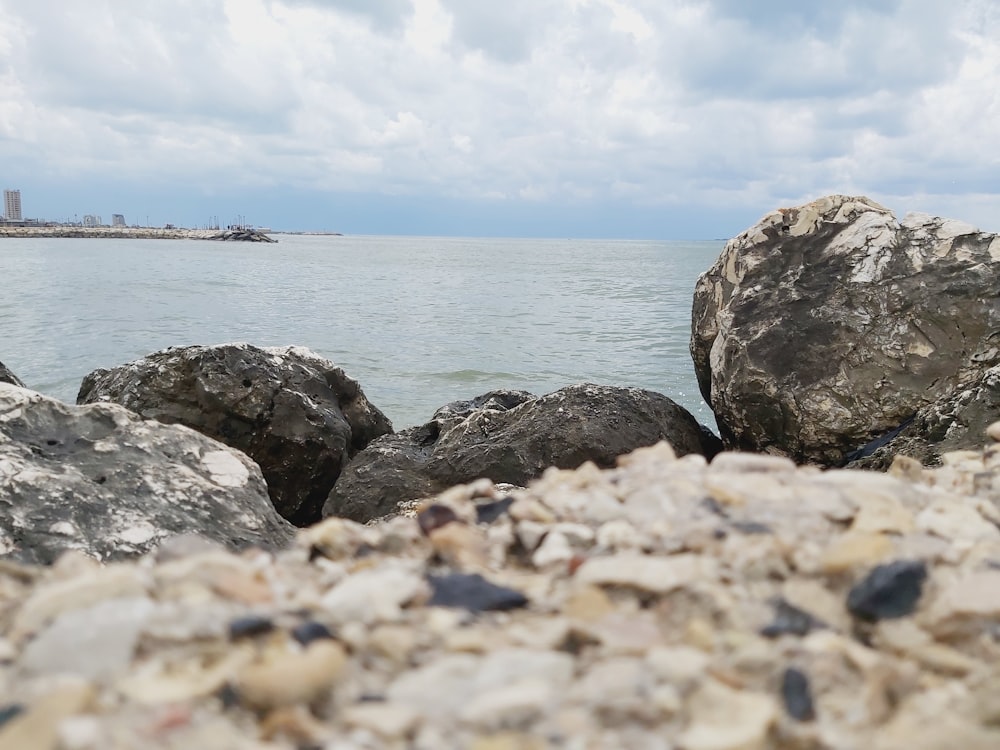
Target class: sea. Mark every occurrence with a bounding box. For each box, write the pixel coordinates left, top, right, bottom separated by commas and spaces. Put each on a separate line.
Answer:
0, 235, 725, 431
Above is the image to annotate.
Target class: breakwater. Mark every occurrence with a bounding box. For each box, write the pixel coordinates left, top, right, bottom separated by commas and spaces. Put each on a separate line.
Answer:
0, 226, 274, 241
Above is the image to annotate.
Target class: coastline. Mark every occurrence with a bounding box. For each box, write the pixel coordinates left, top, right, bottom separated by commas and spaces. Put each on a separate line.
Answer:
0, 226, 260, 240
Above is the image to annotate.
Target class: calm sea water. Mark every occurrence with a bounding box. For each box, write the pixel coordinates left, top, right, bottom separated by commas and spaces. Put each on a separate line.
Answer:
0, 235, 724, 430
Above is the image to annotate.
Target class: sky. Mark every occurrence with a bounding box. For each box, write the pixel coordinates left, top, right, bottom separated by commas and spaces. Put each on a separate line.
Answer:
0, 0, 998, 238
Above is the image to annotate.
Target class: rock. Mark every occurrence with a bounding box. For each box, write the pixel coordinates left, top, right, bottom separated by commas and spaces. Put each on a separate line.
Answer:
780, 667, 816, 722
77, 343, 392, 526
850, 365, 1000, 469
427, 573, 529, 612
691, 195, 1000, 465
846, 559, 928, 622
0, 384, 294, 564
325, 384, 722, 522
0, 362, 23, 388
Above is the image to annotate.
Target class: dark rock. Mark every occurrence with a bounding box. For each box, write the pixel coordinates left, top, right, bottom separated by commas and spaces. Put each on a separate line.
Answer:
780, 667, 816, 721
77, 343, 392, 526
849, 365, 1000, 469
0, 383, 294, 565
325, 384, 723, 522
0, 703, 24, 728
426, 573, 529, 612
417, 504, 460, 536
691, 195, 1000, 465
761, 599, 826, 638
207, 229, 277, 243
227, 615, 276, 641
475, 497, 515, 525
291, 621, 335, 646
847, 559, 928, 622
0, 361, 24, 388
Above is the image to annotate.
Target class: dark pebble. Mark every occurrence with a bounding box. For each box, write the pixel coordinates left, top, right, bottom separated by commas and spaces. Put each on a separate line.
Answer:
780, 667, 816, 721
427, 573, 529, 612
761, 598, 826, 638
730, 520, 772, 535
475, 497, 515, 524
227, 615, 275, 640
847, 559, 927, 622
417, 504, 460, 536
0, 703, 24, 728
291, 621, 335, 646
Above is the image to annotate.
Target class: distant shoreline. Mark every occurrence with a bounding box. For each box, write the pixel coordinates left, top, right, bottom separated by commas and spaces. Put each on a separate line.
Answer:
0, 226, 273, 240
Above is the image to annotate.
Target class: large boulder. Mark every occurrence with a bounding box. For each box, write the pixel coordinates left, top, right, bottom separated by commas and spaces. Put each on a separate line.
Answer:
0, 383, 293, 565
325, 384, 723, 522
77, 344, 393, 526
691, 195, 1000, 465
849, 364, 1000, 469
0, 360, 24, 387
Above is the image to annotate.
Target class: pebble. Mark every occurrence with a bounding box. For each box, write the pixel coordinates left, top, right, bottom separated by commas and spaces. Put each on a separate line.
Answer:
235, 639, 347, 711
426, 573, 529, 612
847, 559, 928, 622
780, 667, 816, 721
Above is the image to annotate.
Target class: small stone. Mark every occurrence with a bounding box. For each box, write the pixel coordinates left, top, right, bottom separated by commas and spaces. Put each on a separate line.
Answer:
847, 559, 928, 622
475, 497, 515, 524
563, 585, 615, 621
428, 522, 490, 569
679, 678, 777, 750
820, 532, 894, 573
343, 702, 421, 739
427, 573, 528, 612
760, 599, 826, 638
459, 679, 553, 730
780, 667, 816, 722
574, 553, 717, 593
0, 705, 23, 729
320, 564, 427, 624
987, 420, 1000, 442
0, 682, 95, 750
417, 504, 460, 535
291, 621, 335, 646
236, 640, 347, 711
227, 615, 275, 641
19, 597, 154, 681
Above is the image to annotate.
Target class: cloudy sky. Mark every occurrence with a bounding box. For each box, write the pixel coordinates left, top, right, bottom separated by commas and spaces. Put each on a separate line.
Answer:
0, 0, 997, 237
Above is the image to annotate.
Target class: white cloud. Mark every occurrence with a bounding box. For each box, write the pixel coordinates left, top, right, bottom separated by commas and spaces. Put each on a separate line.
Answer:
0, 0, 997, 233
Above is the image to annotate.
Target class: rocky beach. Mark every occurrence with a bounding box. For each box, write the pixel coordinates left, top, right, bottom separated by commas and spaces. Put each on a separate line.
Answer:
2, 195, 1000, 748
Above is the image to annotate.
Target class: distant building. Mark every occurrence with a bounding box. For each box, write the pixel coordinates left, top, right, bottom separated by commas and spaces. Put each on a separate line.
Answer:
3, 190, 21, 221
112, 214, 126, 227
82, 214, 101, 227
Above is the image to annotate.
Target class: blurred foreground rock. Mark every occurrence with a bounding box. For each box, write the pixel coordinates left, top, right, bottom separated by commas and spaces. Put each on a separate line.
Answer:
78, 344, 392, 526
325, 385, 722, 522
0, 383, 293, 565
692, 194, 1000, 466
2, 420, 1000, 747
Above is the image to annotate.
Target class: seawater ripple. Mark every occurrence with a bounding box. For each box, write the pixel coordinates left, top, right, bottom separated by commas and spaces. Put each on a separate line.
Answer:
0, 235, 724, 429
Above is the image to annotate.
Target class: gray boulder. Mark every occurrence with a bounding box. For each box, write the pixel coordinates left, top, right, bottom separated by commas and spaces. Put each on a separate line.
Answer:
691, 195, 1000, 465
325, 384, 723, 522
0, 360, 24, 387
849, 364, 1000, 469
77, 344, 393, 526
0, 383, 293, 565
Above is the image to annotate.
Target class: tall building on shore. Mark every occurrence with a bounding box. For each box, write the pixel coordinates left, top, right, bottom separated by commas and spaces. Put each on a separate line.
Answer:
112, 214, 126, 227
3, 190, 21, 221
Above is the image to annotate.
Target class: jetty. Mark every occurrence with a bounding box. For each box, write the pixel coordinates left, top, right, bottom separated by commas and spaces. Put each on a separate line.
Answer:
0, 226, 277, 242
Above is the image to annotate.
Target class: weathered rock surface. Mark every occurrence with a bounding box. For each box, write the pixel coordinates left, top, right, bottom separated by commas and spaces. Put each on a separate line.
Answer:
0, 361, 23, 388
3, 423, 1000, 748
325, 384, 722, 522
691, 194, 1000, 465
851, 364, 1000, 469
0, 383, 293, 565
77, 344, 392, 526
